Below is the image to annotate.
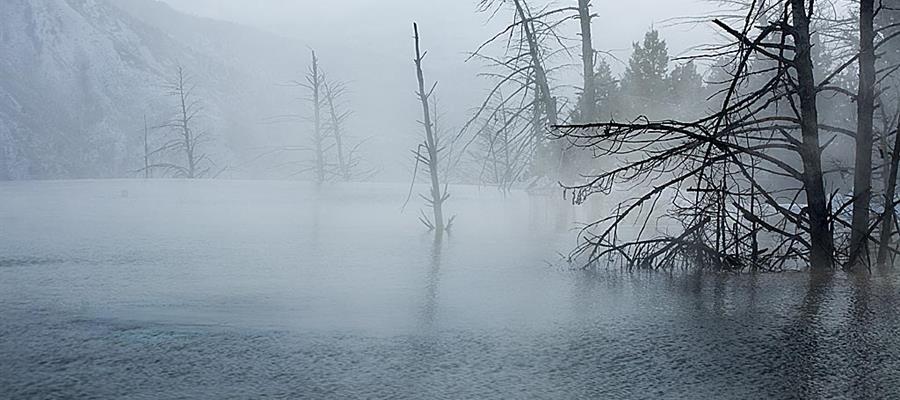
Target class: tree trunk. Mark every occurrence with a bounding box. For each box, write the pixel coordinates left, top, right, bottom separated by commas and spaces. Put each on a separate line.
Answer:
324, 81, 349, 181
143, 114, 150, 179
413, 23, 445, 231
577, 0, 596, 123
512, 0, 565, 181
512, 0, 556, 127
310, 51, 325, 185
877, 114, 900, 266
176, 67, 195, 179
791, 0, 834, 269
849, 0, 876, 269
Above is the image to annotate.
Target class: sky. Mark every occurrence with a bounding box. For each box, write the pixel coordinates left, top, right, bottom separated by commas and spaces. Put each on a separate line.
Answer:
157, 0, 720, 178
158, 0, 719, 68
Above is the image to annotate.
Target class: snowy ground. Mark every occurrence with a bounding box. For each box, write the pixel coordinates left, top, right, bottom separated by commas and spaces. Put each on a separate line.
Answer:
1, 180, 899, 399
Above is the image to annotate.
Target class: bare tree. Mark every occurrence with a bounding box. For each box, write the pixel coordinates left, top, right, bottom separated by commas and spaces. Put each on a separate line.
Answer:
142, 114, 151, 179
461, 0, 575, 186
146, 65, 214, 179
790, 0, 834, 269
849, 0, 877, 269
553, 0, 867, 271
321, 77, 374, 181
511, 0, 559, 129
878, 107, 900, 266
323, 78, 350, 181
268, 50, 378, 185
264, 52, 375, 183
308, 50, 327, 185
577, 0, 597, 123
409, 23, 451, 231
469, 100, 525, 192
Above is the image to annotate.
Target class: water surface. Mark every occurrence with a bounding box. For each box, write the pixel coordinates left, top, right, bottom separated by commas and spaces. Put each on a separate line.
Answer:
1, 180, 899, 399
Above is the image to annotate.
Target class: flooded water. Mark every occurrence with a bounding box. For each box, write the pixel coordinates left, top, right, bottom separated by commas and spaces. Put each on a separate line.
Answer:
1, 180, 900, 399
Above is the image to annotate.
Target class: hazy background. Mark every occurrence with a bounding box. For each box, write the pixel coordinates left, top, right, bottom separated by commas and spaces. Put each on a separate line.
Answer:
0, 0, 718, 181
158, 0, 718, 179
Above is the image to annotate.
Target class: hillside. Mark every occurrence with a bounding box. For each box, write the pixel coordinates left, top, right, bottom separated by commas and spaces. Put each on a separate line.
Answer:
0, 0, 303, 179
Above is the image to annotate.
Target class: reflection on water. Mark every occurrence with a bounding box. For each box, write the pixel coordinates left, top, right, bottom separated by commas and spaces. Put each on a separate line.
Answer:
1, 180, 900, 399
420, 231, 443, 329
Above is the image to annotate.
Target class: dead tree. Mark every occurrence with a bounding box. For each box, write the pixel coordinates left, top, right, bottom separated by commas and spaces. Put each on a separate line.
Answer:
554, 0, 857, 271
790, 0, 834, 269
511, 0, 559, 129
461, 0, 575, 186
308, 50, 327, 185
849, 0, 877, 269
142, 114, 151, 179
469, 101, 524, 192
261, 52, 326, 181
577, 0, 597, 123
410, 23, 451, 231
323, 78, 350, 181
265, 54, 375, 183
147, 65, 213, 179
321, 77, 374, 182
878, 108, 900, 266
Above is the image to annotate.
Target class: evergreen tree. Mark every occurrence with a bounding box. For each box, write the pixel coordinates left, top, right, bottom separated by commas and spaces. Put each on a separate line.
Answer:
622, 29, 669, 118
568, 58, 621, 175
571, 58, 620, 123
668, 61, 704, 119
595, 58, 620, 120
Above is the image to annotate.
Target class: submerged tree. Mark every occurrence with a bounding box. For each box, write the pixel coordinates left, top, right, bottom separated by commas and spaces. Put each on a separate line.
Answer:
321, 77, 373, 182
323, 78, 350, 181
877, 104, 900, 266
142, 114, 151, 179
408, 23, 452, 231
307, 50, 327, 185
267, 51, 374, 183
873, 1, 900, 267
848, 0, 876, 269
577, 0, 597, 123
146, 65, 215, 179
264, 51, 326, 182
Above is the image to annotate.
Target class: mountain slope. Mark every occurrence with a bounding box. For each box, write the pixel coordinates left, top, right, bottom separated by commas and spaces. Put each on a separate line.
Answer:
0, 0, 303, 179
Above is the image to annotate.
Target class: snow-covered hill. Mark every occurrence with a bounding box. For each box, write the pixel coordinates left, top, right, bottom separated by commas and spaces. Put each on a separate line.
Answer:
0, 0, 303, 179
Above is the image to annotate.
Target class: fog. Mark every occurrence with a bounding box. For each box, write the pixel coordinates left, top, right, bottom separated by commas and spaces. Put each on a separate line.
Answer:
157, 0, 718, 179
3, 0, 900, 398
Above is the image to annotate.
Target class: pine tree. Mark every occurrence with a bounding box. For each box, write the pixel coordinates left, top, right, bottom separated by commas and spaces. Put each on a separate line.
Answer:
594, 58, 619, 118
622, 29, 669, 118
571, 58, 620, 123
667, 61, 704, 119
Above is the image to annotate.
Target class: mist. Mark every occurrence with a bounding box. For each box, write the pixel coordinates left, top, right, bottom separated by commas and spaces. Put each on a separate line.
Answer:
158, 0, 718, 179
3, 0, 900, 398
